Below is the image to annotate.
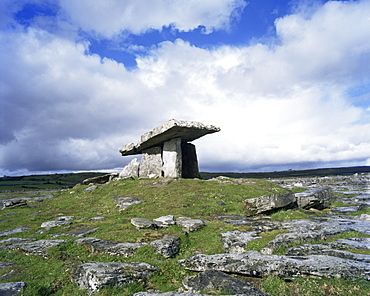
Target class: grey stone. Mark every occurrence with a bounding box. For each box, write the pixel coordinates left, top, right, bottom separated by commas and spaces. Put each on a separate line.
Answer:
295, 188, 333, 210
139, 147, 163, 179
41, 216, 75, 228
0, 282, 26, 295
286, 243, 370, 263
176, 217, 205, 232
357, 214, 370, 221
131, 218, 157, 229
153, 215, 175, 227
219, 230, 262, 254
182, 270, 271, 295
82, 173, 118, 185
75, 237, 147, 257
162, 137, 182, 178
119, 158, 140, 179
244, 193, 295, 216
0, 226, 31, 237
113, 196, 146, 211
181, 142, 200, 178
0, 262, 14, 269
119, 119, 220, 156
2, 199, 28, 209
71, 262, 160, 293
150, 234, 181, 258
84, 185, 98, 193
0, 238, 36, 250
89, 216, 106, 221
179, 251, 370, 280
7, 239, 69, 255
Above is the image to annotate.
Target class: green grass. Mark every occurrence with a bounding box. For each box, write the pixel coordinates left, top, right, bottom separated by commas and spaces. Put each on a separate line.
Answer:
0, 177, 369, 295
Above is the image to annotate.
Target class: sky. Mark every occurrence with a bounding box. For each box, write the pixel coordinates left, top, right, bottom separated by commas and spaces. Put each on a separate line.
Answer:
0, 0, 370, 176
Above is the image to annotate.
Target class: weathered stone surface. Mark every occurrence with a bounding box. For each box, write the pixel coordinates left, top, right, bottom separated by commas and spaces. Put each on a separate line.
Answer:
181, 143, 199, 178
75, 237, 147, 257
113, 196, 146, 211
120, 119, 220, 156
7, 239, 69, 255
139, 147, 163, 179
286, 243, 370, 263
295, 188, 333, 210
54, 227, 99, 238
162, 138, 182, 178
41, 216, 75, 229
179, 251, 370, 280
131, 218, 157, 229
0, 262, 14, 269
119, 158, 140, 179
0, 282, 26, 295
71, 262, 160, 293
2, 199, 28, 209
150, 234, 181, 258
358, 214, 370, 221
244, 193, 295, 216
0, 238, 36, 250
219, 230, 262, 254
88, 216, 106, 221
82, 173, 118, 185
84, 185, 98, 193
182, 270, 271, 296
153, 215, 175, 228
0, 226, 31, 237
176, 217, 205, 232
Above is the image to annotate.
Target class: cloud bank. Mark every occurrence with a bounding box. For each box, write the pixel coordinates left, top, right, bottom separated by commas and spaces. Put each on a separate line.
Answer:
0, 0, 369, 175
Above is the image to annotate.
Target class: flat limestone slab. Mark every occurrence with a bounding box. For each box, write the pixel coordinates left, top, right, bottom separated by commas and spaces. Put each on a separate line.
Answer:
120, 119, 220, 156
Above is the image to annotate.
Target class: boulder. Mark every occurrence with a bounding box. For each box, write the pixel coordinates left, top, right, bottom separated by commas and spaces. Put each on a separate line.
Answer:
295, 188, 333, 210
75, 237, 147, 257
0, 282, 26, 295
131, 218, 158, 229
153, 215, 175, 227
71, 262, 160, 293
162, 138, 182, 178
176, 217, 205, 232
179, 251, 370, 280
150, 234, 181, 258
2, 199, 28, 209
182, 270, 271, 296
82, 173, 118, 185
119, 158, 140, 179
244, 193, 295, 216
139, 147, 163, 179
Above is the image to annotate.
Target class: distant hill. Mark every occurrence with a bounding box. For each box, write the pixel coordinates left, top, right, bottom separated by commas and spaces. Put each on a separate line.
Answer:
200, 166, 370, 179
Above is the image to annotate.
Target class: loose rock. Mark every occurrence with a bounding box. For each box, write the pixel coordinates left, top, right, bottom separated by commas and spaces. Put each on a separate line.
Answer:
150, 234, 180, 258
131, 218, 158, 229
219, 230, 261, 254
153, 215, 175, 228
113, 196, 146, 211
244, 193, 295, 216
0, 226, 31, 237
182, 270, 271, 296
176, 217, 205, 232
71, 262, 160, 293
295, 188, 332, 210
0, 282, 26, 295
7, 239, 69, 255
84, 185, 98, 193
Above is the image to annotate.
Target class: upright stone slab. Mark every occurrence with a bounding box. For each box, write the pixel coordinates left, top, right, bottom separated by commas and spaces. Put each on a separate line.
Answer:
139, 147, 163, 178
182, 143, 199, 178
162, 137, 182, 178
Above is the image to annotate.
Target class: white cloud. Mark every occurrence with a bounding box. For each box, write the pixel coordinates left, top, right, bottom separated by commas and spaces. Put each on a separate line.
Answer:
59, 0, 247, 37
0, 0, 369, 175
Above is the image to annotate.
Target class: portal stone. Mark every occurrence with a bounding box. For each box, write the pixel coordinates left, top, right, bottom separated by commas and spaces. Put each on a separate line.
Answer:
139, 147, 163, 179
182, 143, 199, 178
163, 138, 182, 178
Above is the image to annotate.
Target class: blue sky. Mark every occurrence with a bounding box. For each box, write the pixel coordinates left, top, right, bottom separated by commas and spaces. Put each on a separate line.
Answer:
0, 0, 369, 176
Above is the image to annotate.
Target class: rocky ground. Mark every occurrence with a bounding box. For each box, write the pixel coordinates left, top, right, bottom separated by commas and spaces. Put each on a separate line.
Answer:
0, 174, 369, 295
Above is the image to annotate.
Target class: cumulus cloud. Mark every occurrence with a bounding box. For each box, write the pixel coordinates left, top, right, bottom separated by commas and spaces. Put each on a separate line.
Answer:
0, 0, 369, 175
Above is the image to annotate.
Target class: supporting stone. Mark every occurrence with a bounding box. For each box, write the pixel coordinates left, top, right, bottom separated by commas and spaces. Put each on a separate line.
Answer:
139, 147, 163, 179
182, 143, 199, 178
162, 137, 182, 178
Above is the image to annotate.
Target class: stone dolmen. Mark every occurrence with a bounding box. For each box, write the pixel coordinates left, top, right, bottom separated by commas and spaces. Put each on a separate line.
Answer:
119, 119, 220, 179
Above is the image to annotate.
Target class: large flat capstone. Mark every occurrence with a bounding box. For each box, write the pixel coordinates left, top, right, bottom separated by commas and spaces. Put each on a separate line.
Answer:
120, 119, 220, 156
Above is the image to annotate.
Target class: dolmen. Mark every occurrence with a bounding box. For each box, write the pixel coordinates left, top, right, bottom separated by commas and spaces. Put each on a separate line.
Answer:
119, 119, 220, 179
